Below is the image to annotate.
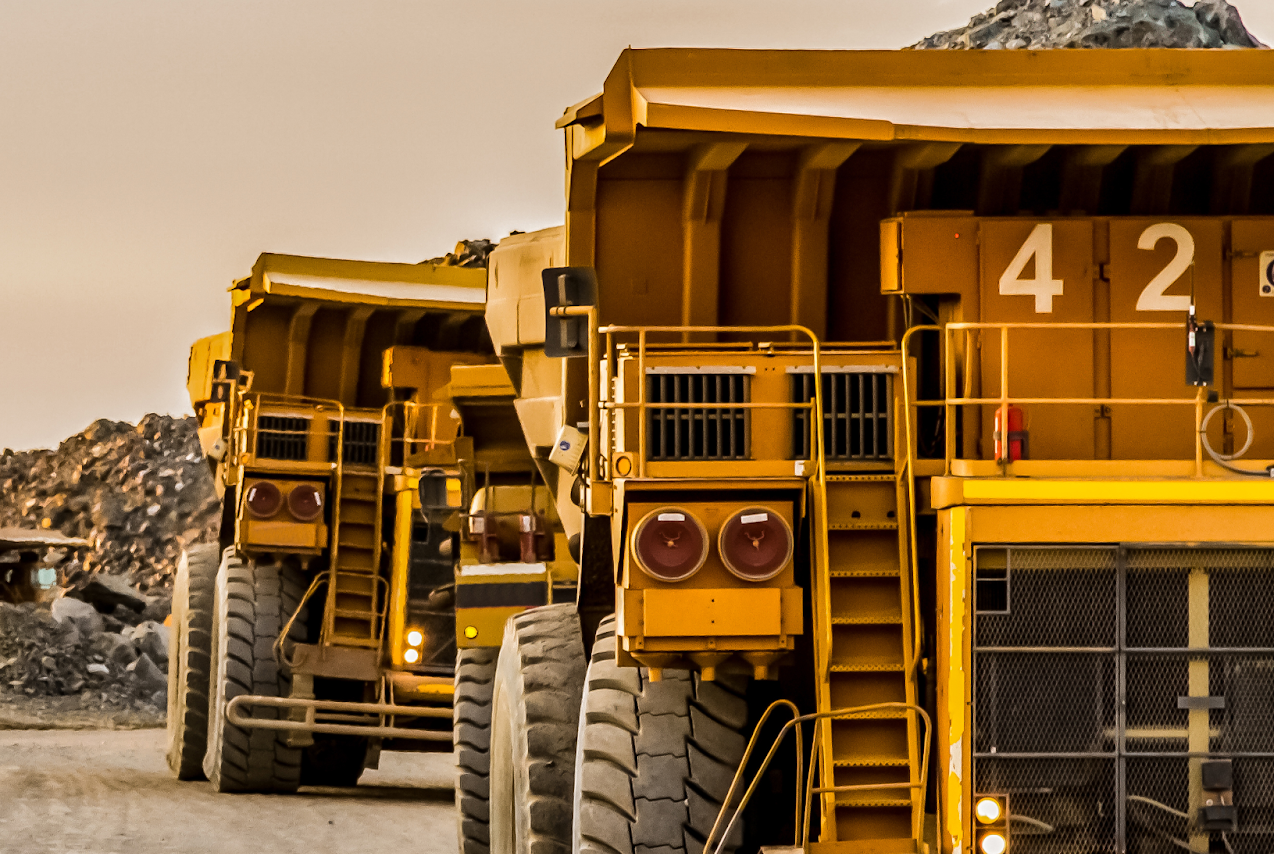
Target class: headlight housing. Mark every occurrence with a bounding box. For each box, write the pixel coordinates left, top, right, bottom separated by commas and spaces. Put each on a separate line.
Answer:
631, 507, 709, 582
287, 483, 324, 522
718, 507, 793, 582
245, 481, 282, 519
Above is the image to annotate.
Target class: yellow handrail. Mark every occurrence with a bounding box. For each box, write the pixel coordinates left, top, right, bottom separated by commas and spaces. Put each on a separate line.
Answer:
596, 323, 828, 481
705, 701, 933, 854
901, 320, 1274, 472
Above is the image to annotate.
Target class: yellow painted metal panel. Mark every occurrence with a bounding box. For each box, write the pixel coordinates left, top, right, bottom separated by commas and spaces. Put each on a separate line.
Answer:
643, 587, 782, 637
575, 49, 1274, 146
241, 518, 324, 550
945, 507, 969, 854
950, 478, 1274, 505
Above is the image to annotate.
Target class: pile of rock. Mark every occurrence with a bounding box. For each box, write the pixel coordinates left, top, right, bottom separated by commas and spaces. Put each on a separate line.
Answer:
0, 414, 220, 594
913, 0, 1264, 50
0, 595, 169, 711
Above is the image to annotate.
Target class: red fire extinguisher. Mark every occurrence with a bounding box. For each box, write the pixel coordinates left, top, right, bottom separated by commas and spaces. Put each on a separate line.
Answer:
994, 405, 1029, 462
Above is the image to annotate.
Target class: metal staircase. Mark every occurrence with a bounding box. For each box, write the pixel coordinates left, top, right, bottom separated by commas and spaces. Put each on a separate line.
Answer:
814, 472, 922, 849
326, 464, 384, 648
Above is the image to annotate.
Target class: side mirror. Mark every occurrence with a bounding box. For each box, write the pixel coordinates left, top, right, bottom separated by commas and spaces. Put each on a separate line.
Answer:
418, 468, 452, 511
541, 267, 597, 358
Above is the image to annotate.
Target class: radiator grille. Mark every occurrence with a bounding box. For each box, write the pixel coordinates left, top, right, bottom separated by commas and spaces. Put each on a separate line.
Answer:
645, 373, 749, 461
254, 416, 309, 461
974, 547, 1274, 854
791, 371, 892, 461
328, 421, 381, 467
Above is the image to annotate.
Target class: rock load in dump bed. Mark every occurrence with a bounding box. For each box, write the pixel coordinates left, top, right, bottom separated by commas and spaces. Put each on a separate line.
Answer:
913, 0, 1264, 50
0, 414, 219, 595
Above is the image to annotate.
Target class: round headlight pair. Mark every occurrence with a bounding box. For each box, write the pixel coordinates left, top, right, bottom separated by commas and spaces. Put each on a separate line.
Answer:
245, 481, 324, 522
631, 506, 793, 583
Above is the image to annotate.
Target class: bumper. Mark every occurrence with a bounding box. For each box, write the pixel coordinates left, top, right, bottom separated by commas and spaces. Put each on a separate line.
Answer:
225, 695, 452, 741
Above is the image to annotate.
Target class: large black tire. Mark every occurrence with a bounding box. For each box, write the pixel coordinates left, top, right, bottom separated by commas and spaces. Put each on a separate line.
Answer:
301, 736, 370, 788
203, 556, 308, 793
488, 604, 586, 854
456, 647, 498, 854
573, 616, 749, 854
165, 543, 221, 780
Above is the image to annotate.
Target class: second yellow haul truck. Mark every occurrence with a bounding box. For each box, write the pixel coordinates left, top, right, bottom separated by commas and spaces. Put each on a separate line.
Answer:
461, 48, 1274, 854
169, 251, 506, 791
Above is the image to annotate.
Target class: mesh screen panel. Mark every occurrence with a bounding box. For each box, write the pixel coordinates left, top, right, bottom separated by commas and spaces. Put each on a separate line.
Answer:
646, 372, 749, 461
791, 371, 893, 461
974, 546, 1274, 854
255, 415, 309, 461
327, 421, 380, 467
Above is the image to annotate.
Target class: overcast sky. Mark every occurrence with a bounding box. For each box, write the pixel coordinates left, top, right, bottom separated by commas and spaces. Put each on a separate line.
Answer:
1, 1, 1271, 451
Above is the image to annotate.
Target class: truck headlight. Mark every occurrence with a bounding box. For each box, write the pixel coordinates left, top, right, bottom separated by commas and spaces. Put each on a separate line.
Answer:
718, 507, 793, 582
245, 481, 282, 518
631, 507, 708, 582
287, 484, 324, 522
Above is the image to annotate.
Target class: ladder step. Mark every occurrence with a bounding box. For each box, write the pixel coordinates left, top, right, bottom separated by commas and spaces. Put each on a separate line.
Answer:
834, 796, 913, 809
334, 608, 378, 619
831, 614, 903, 626
829, 522, 899, 531
828, 709, 912, 721
825, 474, 895, 483
830, 660, 905, 673
830, 567, 901, 579
335, 552, 375, 571
832, 755, 912, 768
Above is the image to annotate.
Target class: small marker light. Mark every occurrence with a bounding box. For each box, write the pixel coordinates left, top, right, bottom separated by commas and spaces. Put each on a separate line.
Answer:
404, 648, 420, 664
406, 630, 423, 647
464, 626, 478, 639
979, 833, 1006, 854
976, 797, 1002, 824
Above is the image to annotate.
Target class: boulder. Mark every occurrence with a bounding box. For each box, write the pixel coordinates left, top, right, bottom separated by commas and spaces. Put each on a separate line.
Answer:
913, 0, 1264, 50
127, 653, 166, 694
90, 632, 137, 668
50, 596, 104, 637
75, 574, 146, 613
126, 621, 169, 665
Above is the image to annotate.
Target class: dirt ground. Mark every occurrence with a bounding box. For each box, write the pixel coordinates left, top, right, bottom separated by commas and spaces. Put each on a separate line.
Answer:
0, 728, 459, 854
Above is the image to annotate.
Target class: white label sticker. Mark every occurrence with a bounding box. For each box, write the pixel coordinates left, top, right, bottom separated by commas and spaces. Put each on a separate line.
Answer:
657, 513, 685, 522
519, 515, 532, 532
740, 512, 769, 525
470, 516, 485, 534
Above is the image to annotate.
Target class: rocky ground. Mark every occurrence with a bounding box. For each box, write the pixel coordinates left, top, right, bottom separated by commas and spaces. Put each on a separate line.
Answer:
913, 0, 1263, 50
0, 414, 219, 594
0, 414, 221, 726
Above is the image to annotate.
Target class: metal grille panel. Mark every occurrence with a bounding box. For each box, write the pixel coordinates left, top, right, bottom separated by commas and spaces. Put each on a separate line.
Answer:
328, 421, 381, 467
646, 373, 749, 461
976, 758, 1117, 854
255, 415, 309, 461
791, 371, 892, 461
974, 546, 1274, 854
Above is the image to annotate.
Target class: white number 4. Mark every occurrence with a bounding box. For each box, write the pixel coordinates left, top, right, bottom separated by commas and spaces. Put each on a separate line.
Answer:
1000, 223, 1064, 313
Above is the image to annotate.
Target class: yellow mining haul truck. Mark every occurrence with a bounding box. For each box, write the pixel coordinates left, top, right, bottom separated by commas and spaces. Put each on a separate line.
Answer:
466, 48, 1274, 854
169, 251, 500, 792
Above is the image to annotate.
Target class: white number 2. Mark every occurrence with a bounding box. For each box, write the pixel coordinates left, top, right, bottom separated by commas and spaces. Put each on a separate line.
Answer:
1135, 223, 1194, 312
999, 223, 1064, 313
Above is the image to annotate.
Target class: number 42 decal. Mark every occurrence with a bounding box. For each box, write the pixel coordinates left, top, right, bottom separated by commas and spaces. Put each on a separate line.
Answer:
999, 222, 1196, 313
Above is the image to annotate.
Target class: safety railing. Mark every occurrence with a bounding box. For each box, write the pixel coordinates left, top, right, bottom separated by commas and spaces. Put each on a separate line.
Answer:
377, 400, 462, 469
704, 701, 933, 854
596, 324, 828, 481
901, 321, 1274, 478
